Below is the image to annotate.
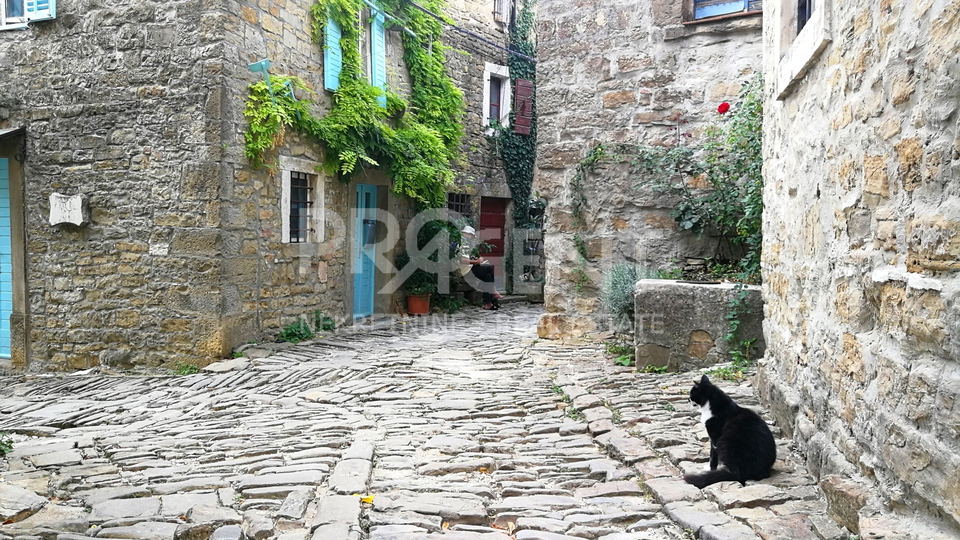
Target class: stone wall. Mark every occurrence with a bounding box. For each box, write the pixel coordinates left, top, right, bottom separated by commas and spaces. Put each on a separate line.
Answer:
534, 0, 763, 337
759, 0, 960, 533
0, 0, 514, 370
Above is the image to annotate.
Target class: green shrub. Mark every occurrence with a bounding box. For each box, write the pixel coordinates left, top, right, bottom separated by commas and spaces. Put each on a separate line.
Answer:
313, 310, 336, 332
176, 363, 200, 375
602, 264, 639, 327
278, 319, 315, 343
0, 432, 13, 455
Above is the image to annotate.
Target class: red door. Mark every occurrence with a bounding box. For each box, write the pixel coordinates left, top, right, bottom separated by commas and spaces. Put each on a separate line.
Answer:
479, 197, 509, 289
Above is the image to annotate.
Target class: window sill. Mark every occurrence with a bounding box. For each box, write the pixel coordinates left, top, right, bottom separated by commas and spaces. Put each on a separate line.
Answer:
0, 23, 29, 31
683, 10, 762, 26
665, 11, 762, 40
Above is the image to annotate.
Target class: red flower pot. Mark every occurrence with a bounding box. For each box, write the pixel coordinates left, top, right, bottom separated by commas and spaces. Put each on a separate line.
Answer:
407, 294, 431, 315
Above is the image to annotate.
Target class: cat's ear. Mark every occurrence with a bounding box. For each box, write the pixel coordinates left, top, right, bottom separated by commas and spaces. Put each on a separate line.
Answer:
700, 374, 710, 385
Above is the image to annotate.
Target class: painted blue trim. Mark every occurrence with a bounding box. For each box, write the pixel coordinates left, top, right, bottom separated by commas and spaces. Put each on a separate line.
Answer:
353, 184, 377, 319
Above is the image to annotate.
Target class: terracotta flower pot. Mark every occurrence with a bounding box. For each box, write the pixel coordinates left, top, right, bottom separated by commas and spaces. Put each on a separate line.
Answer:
407, 294, 431, 315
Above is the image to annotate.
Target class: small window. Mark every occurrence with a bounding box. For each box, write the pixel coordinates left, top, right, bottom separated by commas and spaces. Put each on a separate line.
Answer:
280, 157, 325, 244
447, 193, 471, 217
2, 0, 55, 30
797, 0, 813, 33
483, 63, 511, 132
690, 0, 762, 21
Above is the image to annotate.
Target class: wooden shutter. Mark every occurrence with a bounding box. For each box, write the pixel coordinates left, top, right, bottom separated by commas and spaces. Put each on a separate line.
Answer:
513, 78, 534, 135
324, 15, 342, 92
371, 9, 387, 107
25, 0, 55, 21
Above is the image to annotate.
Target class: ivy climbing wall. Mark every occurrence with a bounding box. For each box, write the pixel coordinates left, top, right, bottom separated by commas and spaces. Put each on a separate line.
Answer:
534, 0, 763, 337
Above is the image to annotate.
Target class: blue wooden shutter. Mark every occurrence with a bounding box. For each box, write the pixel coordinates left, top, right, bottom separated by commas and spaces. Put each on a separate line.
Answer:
371, 9, 387, 107
324, 15, 342, 92
694, 0, 746, 19
25, 0, 55, 21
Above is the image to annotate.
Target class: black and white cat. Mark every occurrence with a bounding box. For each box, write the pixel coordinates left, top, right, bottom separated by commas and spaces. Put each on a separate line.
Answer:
683, 374, 777, 489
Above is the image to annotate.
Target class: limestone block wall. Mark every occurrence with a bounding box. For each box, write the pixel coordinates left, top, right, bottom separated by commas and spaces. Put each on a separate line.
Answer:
535, 0, 763, 337
759, 0, 960, 531
0, 0, 519, 370
0, 0, 231, 370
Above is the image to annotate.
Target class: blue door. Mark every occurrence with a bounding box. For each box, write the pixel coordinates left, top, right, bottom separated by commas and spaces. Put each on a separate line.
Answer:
0, 159, 11, 358
353, 184, 377, 319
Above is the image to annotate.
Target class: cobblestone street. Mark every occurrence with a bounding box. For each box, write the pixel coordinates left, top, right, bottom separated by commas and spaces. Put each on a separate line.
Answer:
1, 305, 856, 540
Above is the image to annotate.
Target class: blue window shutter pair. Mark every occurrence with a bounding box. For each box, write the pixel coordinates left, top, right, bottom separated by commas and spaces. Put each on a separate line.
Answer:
25, 0, 56, 21
370, 9, 387, 107
324, 15, 342, 92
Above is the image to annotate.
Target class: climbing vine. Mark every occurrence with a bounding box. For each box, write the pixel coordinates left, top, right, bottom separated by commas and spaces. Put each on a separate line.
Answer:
243, 0, 466, 209
491, 0, 537, 228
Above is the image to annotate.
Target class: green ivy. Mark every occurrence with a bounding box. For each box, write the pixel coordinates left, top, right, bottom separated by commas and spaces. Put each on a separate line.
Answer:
243, 0, 465, 209
491, 0, 537, 227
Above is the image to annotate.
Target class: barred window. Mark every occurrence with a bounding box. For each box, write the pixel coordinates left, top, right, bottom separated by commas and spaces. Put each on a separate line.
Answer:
447, 193, 471, 217
280, 157, 325, 244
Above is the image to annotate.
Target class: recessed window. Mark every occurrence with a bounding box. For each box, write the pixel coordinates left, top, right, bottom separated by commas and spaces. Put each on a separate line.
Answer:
483, 63, 511, 132
280, 157, 325, 244
688, 0, 762, 21
1, 0, 56, 30
447, 193, 471, 217
775, 0, 831, 99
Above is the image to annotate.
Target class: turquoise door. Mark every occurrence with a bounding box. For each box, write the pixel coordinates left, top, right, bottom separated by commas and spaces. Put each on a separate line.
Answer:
0, 159, 11, 358
353, 184, 377, 319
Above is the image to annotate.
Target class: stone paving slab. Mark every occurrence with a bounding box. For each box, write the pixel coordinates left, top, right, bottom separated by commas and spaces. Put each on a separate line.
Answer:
0, 305, 889, 540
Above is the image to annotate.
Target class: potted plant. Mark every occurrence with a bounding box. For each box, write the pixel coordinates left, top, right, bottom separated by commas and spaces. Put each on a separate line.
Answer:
404, 268, 437, 315
395, 251, 438, 315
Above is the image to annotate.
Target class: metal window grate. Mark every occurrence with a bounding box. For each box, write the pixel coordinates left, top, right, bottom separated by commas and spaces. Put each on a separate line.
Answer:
289, 171, 314, 243
447, 193, 471, 217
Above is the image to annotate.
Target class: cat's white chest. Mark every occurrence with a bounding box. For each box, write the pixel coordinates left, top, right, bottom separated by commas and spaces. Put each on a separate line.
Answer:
699, 402, 713, 424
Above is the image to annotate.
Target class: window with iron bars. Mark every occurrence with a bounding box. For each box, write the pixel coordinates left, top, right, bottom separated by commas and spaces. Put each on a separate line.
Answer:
289, 171, 314, 243
447, 193, 471, 218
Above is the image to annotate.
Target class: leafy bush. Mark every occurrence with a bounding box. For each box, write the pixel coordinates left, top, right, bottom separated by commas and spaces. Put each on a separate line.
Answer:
176, 363, 200, 375
278, 319, 315, 343
313, 310, 336, 332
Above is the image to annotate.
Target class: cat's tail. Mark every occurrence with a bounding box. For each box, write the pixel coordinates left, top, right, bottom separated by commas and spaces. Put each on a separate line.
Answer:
683, 468, 740, 489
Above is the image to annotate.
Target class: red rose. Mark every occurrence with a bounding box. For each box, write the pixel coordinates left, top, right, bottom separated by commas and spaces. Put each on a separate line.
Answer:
717, 102, 731, 114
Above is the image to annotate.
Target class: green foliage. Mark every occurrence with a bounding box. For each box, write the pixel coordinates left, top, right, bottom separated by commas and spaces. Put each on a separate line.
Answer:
432, 293, 466, 313
630, 76, 764, 281
176, 363, 200, 375
602, 264, 639, 324
0, 432, 13, 456
395, 251, 439, 295
490, 0, 538, 228
278, 319, 315, 343
613, 355, 634, 367
314, 310, 336, 332
662, 402, 676, 412
639, 365, 669, 374
244, 0, 465, 209
656, 267, 684, 280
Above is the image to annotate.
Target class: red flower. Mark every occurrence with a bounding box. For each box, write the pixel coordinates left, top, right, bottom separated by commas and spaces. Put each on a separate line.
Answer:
717, 102, 731, 114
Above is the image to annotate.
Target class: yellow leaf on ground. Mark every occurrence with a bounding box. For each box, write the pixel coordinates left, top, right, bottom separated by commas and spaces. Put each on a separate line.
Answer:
360, 495, 374, 504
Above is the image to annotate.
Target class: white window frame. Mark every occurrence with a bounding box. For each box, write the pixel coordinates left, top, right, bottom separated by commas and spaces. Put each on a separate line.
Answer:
279, 156, 325, 244
1, 0, 55, 30
482, 62, 511, 135
775, 0, 832, 100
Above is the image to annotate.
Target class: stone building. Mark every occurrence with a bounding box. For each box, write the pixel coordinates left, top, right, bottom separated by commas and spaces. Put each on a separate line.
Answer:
758, 1, 960, 535
534, 0, 763, 337
0, 0, 524, 371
